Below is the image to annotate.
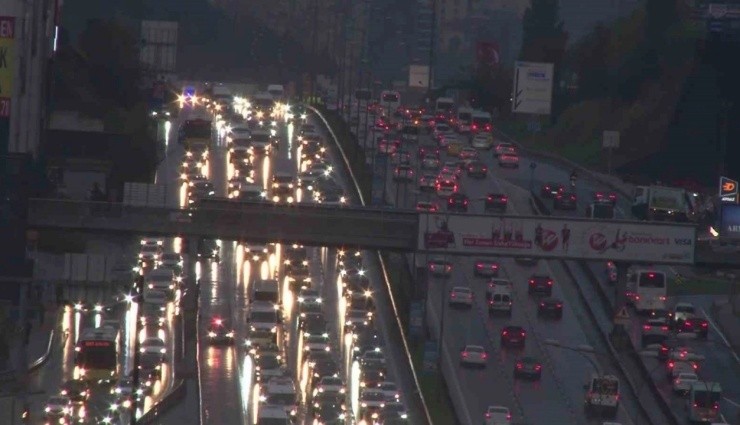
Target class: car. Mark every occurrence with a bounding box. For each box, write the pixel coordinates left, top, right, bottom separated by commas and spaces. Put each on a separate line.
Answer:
537, 297, 564, 319
360, 364, 386, 388
528, 274, 554, 296
416, 201, 439, 212
594, 191, 618, 205
314, 376, 345, 395
435, 178, 457, 197
447, 192, 469, 212
676, 316, 709, 339
207, 317, 235, 345
472, 133, 494, 150
500, 326, 526, 348
514, 356, 542, 380
345, 309, 373, 329
139, 352, 164, 381
443, 160, 465, 174
44, 395, 72, 420
417, 144, 440, 159
554, 191, 577, 210
421, 153, 440, 170
484, 193, 508, 213
140, 337, 167, 356
361, 349, 386, 368
459, 147, 479, 161
418, 173, 438, 192
300, 313, 329, 337
428, 258, 453, 277
540, 182, 565, 198
304, 334, 332, 353
60, 379, 89, 403
487, 284, 513, 316
360, 389, 387, 410
498, 153, 519, 168
667, 360, 697, 379
298, 288, 322, 304
474, 259, 500, 277
493, 142, 516, 157
376, 381, 401, 402
449, 286, 474, 307
390, 150, 411, 165
605, 261, 619, 284
466, 160, 488, 178
352, 329, 382, 357
641, 318, 670, 345
393, 165, 414, 182
515, 257, 538, 266
379, 401, 408, 422
312, 399, 346, 423
255, 352, 286, 381
378, 139, 400, 154
460, 344, 488, 368
311, 356, 340, 380
667, 345, 704, 363
672, 372, 699, 395
484, 405, 512, 425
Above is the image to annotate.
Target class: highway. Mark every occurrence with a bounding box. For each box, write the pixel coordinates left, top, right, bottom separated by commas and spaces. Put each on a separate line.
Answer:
342, 108, 655, 424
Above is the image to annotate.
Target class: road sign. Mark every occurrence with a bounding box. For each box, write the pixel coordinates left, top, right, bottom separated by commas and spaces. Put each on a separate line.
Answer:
613, 305, 631, 325
408, 65, 430, 88
512, 61, 554, 115
719, 176, 738, 203
602, 131, 620, 149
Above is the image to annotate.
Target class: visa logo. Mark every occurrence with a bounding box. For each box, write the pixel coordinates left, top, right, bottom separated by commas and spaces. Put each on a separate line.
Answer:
674, 238, 692, 245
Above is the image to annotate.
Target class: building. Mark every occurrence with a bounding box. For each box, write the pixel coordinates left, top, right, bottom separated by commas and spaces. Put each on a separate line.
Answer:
0, 0, 60, 158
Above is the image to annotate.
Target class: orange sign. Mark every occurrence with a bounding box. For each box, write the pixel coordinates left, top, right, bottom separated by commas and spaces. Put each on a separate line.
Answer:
722, 181, 735, 193
719, 176, 738, 203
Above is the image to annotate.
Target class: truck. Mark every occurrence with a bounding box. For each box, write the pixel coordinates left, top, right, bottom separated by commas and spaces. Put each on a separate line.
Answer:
687, 381, 722, 423
631, 185, 689, 221
584, 375, 620, 417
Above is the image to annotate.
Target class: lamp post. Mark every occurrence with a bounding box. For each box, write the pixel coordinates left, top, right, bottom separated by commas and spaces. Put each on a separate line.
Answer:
426, 0, 438, 101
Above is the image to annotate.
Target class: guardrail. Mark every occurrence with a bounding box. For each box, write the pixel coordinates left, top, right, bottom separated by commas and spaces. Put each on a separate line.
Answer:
531, 193, 680, 425
310, 106, 435, 425
137, 378, 188, 424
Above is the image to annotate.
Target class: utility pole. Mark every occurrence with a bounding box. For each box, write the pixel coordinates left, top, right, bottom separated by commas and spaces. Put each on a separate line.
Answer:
309, 0, 320, 101
427, 0, 437, 102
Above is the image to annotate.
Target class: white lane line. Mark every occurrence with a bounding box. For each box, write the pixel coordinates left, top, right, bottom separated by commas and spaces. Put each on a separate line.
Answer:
700, 307, 740, 365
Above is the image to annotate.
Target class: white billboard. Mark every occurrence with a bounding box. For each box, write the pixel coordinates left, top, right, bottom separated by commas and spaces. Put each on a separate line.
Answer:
418, 214, 696, 265
512, 61, 554, 115
408, 65, 430, 88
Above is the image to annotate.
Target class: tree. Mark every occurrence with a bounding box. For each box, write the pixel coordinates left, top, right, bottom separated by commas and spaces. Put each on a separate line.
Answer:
520, 0, 568, 64
575, 24, 612, 100
78, 19, 142, 108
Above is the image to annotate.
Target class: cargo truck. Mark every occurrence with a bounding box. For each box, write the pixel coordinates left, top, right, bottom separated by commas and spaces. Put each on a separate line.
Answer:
631, 185, 689, 221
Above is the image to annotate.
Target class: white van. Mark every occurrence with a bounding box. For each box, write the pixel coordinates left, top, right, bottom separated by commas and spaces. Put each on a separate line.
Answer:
487, 284, 512, 315
455, 107, 474, 133
267, 84, 285, 101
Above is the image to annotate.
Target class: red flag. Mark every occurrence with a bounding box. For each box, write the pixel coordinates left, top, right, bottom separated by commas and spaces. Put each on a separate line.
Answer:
475, 41, 500, 70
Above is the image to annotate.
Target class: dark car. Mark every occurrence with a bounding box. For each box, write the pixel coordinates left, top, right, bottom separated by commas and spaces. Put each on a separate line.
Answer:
312, 400, 346, 423
353, 329, 382, 357
528, 274, 554, 296
473, 259, 500, 278
417, 144, 439, 159
593, 191, 617, 205
447, 193, 469, 212
311, 358, 340, 380
360, 365, 386, 388
676, 317, 709, 339
301, 313, 329, 337
60, 379, 90, 403
540, 182, 565, 198
197, 239, 221, 262
484, 193, 508, 213
299, 301, 323, 319
537, 297, 564, 319
466, 161, 488, 179
500, 326, 527, 348
514, 356, 542, 380
207, 317, 235, 345
139, 352, 164, 381
553, 191, 577, 210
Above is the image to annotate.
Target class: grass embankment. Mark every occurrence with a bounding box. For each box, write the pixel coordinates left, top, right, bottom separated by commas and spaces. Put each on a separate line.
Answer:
668, 276, 734, 296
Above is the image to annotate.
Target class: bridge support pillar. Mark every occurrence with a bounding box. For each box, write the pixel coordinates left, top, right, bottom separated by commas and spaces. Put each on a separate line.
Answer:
614, 261, 631, 308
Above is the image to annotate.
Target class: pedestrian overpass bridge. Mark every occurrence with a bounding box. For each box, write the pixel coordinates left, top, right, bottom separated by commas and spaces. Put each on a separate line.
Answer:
25, 198, 740, 267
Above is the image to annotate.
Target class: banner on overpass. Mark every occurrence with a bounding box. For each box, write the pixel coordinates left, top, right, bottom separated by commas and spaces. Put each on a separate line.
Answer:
418, 214, 696, 264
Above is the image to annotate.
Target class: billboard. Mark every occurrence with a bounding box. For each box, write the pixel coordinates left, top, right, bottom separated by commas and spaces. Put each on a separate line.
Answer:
719, 204, 740, 239
418, 213, 696, 264
408, 65, 429, 88
719, 176, 738, 203
512, 61, 554, 115
0, 17, 15, 120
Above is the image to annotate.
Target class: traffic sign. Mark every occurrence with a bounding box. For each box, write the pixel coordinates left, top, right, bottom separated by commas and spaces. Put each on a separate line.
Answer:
719, 176, 738, 203
602, 131, 620, 149
613, 305, 631, 325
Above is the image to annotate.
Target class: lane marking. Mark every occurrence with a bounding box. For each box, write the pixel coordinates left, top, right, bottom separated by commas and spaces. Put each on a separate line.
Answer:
700, 307, 740, 365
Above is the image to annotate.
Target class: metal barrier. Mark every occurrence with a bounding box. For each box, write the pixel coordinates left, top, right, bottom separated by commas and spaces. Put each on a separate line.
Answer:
310, 106, 435, 425
137, 378, 188, 424
27, 198, 418, 251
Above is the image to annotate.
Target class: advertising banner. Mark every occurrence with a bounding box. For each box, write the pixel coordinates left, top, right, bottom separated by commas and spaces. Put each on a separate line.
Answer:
418, 213, 696, 264
719, 176, 738, 203
512, 61, 554, 115
0, 17, 15, 121
719, 204, 740, 240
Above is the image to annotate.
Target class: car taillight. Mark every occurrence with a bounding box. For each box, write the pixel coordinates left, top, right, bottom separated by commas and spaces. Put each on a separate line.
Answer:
485, 124, 492, 131
547, 280, 553, 286
535, 365, 541, 370
556, 303, 562, 308
556, 195, 562, 199
502, 331, 508, 336
643, 325, 651, 331
540, 302, 545, 307
461, 351, 468, 357
476, 264, 483, 268
685, 321, 692, 327
521, 331, 526, 337
529, 280, 535, 285
481, 353, 488, 359
692, 363, 698, 370
659, 296, 667, 301
516, 363, 523, 369
507, 414, 512, 420
570, 195, 576, 200
701, 322, 708, 328
668, 361, 674, 369
502, 196, 508, 202
463, 200, 468, 205
485, 413, 491, 419
713, 402, 719, 409
661, 326, 668, 331
450, 293, 456, 298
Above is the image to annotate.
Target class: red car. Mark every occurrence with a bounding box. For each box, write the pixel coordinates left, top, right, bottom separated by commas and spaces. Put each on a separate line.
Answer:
501, 326, 526, 348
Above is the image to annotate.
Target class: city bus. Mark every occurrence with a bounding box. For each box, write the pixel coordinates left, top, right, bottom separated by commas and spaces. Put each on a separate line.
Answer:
626, 270, 668, 313
687, 381, 722, 423
74, 326, 120, 383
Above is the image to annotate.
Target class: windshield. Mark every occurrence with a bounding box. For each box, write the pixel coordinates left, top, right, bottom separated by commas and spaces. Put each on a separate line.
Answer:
593, 379, 618, 395
473, 116, 491, 125
267, 89, 282, 97
252, 134, 270, 143
638, 272, 666, 288
77, 343, 116, 369
401, 126, 420, 135
141, 245, 158, 254
254, 290, 279, 302
251, 311, 278, 323
273, 175, 293, 183
254, 98, 274, 108
437, 101, 454, 111
140, 352, 163, 367
258, 355, 280, 369
693, 389, 721, 408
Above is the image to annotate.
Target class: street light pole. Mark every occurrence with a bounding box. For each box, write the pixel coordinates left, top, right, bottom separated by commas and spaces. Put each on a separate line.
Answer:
426, 0, 437, 101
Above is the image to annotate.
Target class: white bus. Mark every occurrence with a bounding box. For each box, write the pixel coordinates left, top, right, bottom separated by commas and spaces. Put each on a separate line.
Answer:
379, 90, 401, 113
627, 270, 667, 313
687, 381, 722, 423
435, 97, 455, 115
471, 110, 493, 134
74, 326, 120, 383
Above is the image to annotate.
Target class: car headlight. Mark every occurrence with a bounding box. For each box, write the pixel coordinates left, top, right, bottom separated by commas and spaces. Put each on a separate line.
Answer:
316, 297, 322, 303
361, 402, 367, 408
226, 331, 234, 338
45, 407, 51, 413
160, 348, 166, 353
346, 320, 352, 326
250, 325, 256, 331
208, 332, 217, 337
271, 326, 277, 333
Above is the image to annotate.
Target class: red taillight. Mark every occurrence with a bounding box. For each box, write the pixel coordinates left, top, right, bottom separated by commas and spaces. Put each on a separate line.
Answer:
472, 124, 478, 130
516, 363, 523, 369
668, 361, 674, 369
485, 124, 492, 131
507, 414, 512, 420
685, 321, 692, 327
502, 330, 508, 336
556, 303, 562, 308
535, 365, 541, 370
570, 195, 576, 200
547, 280, 553, 286
461, 351, 468, 357
648, 273, 655, 278
540, 302, 545, 307
521, 331, 526, 337
502, 196, 508, 202
481, 353, 488, 359
529, 279, 535, 285
661, 326, 668, 331
485, 413, 491, 419
451, 293, 456, 298
701, 322, 708, 328
476, 264, 483, 269
463, 200, 468, 205
643, 325, 651, 331
556, 195, 562, 199
692, 363, 698, 370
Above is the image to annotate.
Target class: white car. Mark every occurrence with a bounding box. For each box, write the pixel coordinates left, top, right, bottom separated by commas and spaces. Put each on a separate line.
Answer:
672, 372, 698, 394
460, 344, 488, 367
376, 381, 400, 401
485, 405, 512, 425
361, 349, 386, 366
641, 318, 670, 343
428, 258, 453, 277
140, 337, 167, 355
360, 389, 386, 409
315, 376, 345, 395
472, 134, 494, 149
304, 335, 331, 353
474, 259, 500, 277
667, 360, 696, 379
449, 286, 474, 307
298, 288, 322, 304
345, 309, 373, 327
229, 126, 251, 139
